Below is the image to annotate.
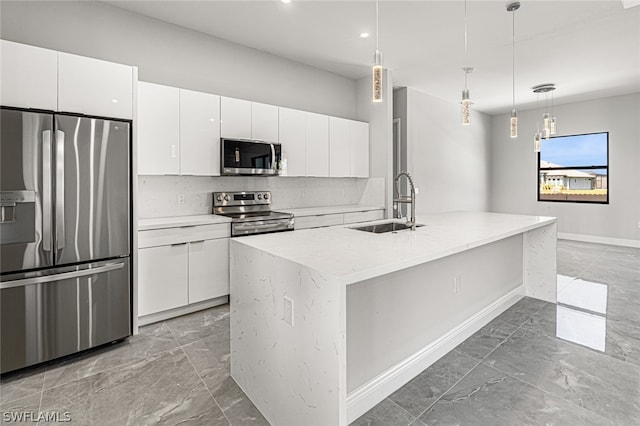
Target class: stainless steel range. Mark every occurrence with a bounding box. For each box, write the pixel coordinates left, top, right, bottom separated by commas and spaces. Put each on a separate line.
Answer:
213, 191, 294, 237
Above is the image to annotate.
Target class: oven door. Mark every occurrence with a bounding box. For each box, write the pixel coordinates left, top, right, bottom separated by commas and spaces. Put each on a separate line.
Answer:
221, 139, 281, 176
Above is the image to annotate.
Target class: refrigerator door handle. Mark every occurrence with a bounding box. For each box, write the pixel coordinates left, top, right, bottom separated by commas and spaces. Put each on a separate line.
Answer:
42, 130, 52, 251
0, 262, 125, 290
55, 130, 65, 250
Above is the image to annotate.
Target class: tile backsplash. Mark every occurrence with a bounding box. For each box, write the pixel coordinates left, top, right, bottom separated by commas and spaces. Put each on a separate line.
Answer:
137, 176, 385, 219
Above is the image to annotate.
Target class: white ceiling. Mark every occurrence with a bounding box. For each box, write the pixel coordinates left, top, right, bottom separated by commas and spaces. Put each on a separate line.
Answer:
107, 0, 640, 115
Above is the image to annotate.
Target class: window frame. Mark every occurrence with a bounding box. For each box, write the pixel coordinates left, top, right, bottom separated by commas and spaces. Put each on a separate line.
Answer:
537, 131, 609, 205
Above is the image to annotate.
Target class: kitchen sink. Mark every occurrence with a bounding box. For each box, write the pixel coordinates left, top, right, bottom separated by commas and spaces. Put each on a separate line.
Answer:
351, 221, 424, 234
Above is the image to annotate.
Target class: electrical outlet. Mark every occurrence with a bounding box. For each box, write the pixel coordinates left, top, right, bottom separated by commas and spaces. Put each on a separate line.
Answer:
415, 187, 420, 195
177, 193, 185, 204
283, 296, 294, 326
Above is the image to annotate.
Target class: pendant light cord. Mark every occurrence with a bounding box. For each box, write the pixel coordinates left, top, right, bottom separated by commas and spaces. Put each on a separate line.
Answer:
464, 0, 468, 90
376, 0, 379, 53
512, 7, 516, 109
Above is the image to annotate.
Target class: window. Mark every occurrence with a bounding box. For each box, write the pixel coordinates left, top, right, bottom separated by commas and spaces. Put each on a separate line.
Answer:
538, 132, 608, 204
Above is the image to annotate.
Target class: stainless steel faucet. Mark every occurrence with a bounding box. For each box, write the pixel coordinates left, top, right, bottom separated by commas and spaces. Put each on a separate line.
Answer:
394, 172, 416, 231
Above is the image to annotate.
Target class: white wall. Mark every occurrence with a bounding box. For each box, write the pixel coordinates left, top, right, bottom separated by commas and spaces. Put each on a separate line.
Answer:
399, 88, 492, 215
0, 0, 357, 119
491, 93, 640, 243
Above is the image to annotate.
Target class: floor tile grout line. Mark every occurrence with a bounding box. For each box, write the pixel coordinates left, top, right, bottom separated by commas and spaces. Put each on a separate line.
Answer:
481, 357, 613, 422
411, 351, 484, 421
379, 396, 421, 425
412, 313, 531, 422
178, 344, 232, 426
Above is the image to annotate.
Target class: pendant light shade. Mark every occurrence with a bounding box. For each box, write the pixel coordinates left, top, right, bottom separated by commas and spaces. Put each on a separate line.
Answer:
372, 0, 383, 103
507, 2, 520, 138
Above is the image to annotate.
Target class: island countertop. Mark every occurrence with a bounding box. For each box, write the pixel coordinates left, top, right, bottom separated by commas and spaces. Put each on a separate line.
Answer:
232, 211, 556, 284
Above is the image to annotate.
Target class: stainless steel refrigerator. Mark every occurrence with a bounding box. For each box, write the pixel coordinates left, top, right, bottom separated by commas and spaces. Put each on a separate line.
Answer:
1, 107, 132, 374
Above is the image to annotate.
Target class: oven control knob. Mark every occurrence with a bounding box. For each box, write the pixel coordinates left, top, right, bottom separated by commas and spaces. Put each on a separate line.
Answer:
216, 195, 222, 202
263, 193, 270, 200
224, 195, 231, 202
257, 194, 262, 200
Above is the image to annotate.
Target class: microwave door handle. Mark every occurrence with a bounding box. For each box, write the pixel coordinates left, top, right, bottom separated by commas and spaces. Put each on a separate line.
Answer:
55, 130, 65, 250
270, 143, 276, 170
42, 130, 52, 251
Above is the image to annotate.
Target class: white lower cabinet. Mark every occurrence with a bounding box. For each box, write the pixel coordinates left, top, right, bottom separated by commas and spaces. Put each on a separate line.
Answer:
138, 224, 230, 319
138, 244, 189, 317
293, 209, 384, 230
188, 239, 229, 304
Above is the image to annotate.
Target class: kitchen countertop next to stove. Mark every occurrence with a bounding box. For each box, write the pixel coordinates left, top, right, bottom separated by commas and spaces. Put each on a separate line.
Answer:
280, 204, 384, 217
138, 214, 232, 231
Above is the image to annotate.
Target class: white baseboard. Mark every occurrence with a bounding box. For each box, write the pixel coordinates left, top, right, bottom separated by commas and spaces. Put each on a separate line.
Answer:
137, 295, 229, 327
345, 286, 525, 424
558, 232, 640, 248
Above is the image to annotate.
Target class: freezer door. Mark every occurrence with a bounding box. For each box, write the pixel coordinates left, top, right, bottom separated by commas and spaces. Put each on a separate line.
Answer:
54, 116, 130, 265
0, 108, 54, 273
0, 258, 131, 373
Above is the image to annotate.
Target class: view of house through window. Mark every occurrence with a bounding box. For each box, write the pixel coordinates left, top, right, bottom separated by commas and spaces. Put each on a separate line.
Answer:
538, 132, 608, 203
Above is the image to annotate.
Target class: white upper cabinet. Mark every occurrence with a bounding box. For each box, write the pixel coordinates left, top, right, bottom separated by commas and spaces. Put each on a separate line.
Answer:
180, 89, 220, 176
220, 97, 251, 139
306, 112, 330, 177
220, 97, 278, 142
329, 117, 351, 177
58, 52, 134, 119
279, 107, 306, 176
0, 40, 57, 110
251, 102, 279, 142
350, 120, 370, 178
137, 82, 180, 175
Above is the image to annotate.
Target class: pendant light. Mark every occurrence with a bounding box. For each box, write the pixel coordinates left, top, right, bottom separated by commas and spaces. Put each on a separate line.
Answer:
507, 2, 520, 138
532, 83, 557, 140
372, 0, 383, 103
461, 0, 473, 125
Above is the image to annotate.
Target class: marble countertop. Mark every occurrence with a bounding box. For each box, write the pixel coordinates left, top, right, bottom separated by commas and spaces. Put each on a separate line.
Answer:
232, 211, 556, 285
280, 204, 385, 217
138, 214, 231, 231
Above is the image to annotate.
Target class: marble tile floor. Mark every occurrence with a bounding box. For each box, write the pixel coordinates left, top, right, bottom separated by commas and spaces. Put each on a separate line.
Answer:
353, 240, 640, 426
1, 240, 638, 425
1, 305, 268, 425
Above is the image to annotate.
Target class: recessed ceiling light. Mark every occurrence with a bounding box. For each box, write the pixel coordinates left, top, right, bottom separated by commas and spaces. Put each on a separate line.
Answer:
281, 0, 291, 3
360, 32, 369, 39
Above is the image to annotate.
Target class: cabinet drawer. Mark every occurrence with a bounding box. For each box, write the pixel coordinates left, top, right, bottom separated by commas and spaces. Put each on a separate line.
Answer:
294, 214, 344, 230
343, 210, 384, 225
138, 223, 230, 248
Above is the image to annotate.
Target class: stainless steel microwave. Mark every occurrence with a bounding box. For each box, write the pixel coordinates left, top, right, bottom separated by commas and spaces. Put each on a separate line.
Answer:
220, 138, 282, 176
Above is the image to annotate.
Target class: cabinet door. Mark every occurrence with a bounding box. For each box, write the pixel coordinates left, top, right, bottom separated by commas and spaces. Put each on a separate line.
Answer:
58, 52, 133, 119
306, 112, 329, 177
252, 102, 279, 142
138, 244, 189, 316
329, 117, 351, 177
350, 120, 370, 178
278, 107, 306, 176
137, 82, 180, 175
180, 89, 220, 176
220, 97, 251, 139
188, 239, 229, 304
0, 40, 57, 110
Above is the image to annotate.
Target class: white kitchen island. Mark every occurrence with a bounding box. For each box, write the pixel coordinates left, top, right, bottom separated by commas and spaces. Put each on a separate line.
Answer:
230, 211, 557, 425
